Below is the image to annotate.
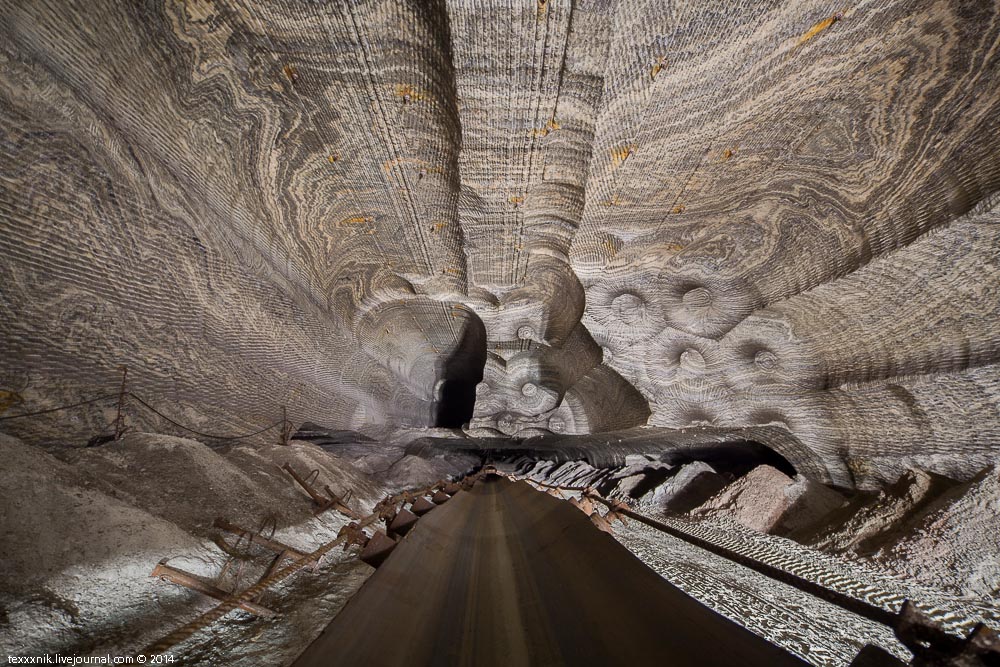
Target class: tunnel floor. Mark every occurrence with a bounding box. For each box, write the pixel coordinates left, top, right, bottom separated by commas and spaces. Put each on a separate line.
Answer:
292, 476, 808, 666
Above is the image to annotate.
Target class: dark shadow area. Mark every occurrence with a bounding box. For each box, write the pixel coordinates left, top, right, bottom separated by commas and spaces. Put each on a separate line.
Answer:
664, 442, 797, 479
292, 422, 377, 445
437, 379, 476, 428
439, 437, 798, 478
622, 466, 674, 498
435, 315, 487, 428
758, 444, 799, 477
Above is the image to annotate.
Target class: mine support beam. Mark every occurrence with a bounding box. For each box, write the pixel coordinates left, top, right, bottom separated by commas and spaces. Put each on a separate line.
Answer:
282, 463, 328, 505
150, 560, 276, 617
212, 518, 307, 560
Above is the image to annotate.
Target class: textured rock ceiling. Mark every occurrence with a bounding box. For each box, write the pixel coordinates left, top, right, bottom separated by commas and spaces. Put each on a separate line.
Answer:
2, 0, 999, 490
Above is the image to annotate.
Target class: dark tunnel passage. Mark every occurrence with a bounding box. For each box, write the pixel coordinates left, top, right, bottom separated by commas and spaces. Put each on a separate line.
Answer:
434, 315, 487, 428
459, 438, 798, 477
670, 441, 798, 479
404, 435, 799, 495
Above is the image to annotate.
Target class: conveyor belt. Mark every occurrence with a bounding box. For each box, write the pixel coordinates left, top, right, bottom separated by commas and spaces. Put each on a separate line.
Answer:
293, 476, 808, 666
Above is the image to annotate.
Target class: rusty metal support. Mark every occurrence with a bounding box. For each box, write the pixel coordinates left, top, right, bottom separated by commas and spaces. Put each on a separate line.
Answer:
432, 490, 451, 505
373, 496, 399, 521
256, 549, 297, 593
590, 512, 614, 533
338, 522, 371, 552
212, 534, 257, 561
359, 530, 397, 568
411, 496, 436, 516
569, 496, 595, 516
282, 463, 328, 505
387, 508, 418, 537
282, 463, 358, 518
141, 476, 468, 657
604, 509, 627, 526
150, 560, 276, 617
318, 484, 360, 519
212, 518, 306, 560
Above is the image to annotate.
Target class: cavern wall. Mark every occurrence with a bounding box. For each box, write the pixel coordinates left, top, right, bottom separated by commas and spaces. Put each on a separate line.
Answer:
2, 0, 1000, 489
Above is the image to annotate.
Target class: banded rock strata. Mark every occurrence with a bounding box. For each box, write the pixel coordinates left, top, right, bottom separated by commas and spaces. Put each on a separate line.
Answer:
2, 0, 1000, 489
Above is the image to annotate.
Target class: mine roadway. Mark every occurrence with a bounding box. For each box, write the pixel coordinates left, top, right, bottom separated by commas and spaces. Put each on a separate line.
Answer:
292, 474, 810, 666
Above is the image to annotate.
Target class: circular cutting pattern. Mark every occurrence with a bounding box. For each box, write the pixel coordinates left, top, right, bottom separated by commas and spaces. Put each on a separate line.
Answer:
755, 350, 779, 371
611, 291, 646, 325
682, 287, 713, 309
679, 348, 706, 372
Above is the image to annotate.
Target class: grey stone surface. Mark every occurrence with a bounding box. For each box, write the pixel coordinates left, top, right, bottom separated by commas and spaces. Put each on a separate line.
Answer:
1, 4, 1000, 659
651, 461, 733, 513
775, 476, 848, 536
613, 519, 912, 667
0, 1, 998, 492
692, 466, 846, 535
694, 465, 799, 533
802, 469, 955, 553
872, 466, 1000, 602
0, 432, 381, 661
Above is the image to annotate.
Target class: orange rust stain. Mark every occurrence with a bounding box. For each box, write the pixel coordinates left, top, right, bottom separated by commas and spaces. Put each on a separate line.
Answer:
509, 195, 525, 205
534, 117, 561, 137
394, 84, 427, 103
798, 13, 842, 46
430, 222, 447, 233
611, 144, 636, 167
671, 203, 686, 214
283, 64, 298, 82
650, 57, 668, 80
0, 390, 22, 414
665, 242, 684, 252
720, 145, 738, 161
441, 267, 461, 275
327, 155, 339, 164
339, 215, 373, 226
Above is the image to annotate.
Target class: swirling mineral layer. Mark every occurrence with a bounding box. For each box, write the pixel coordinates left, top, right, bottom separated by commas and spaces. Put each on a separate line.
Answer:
2, 0, 1000, 490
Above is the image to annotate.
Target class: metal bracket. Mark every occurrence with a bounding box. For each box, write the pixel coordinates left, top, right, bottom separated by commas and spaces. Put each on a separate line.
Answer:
150, 559, 276, 617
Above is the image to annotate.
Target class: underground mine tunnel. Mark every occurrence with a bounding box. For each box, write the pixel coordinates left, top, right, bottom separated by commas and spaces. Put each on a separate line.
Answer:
2, 0, 1000, 665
